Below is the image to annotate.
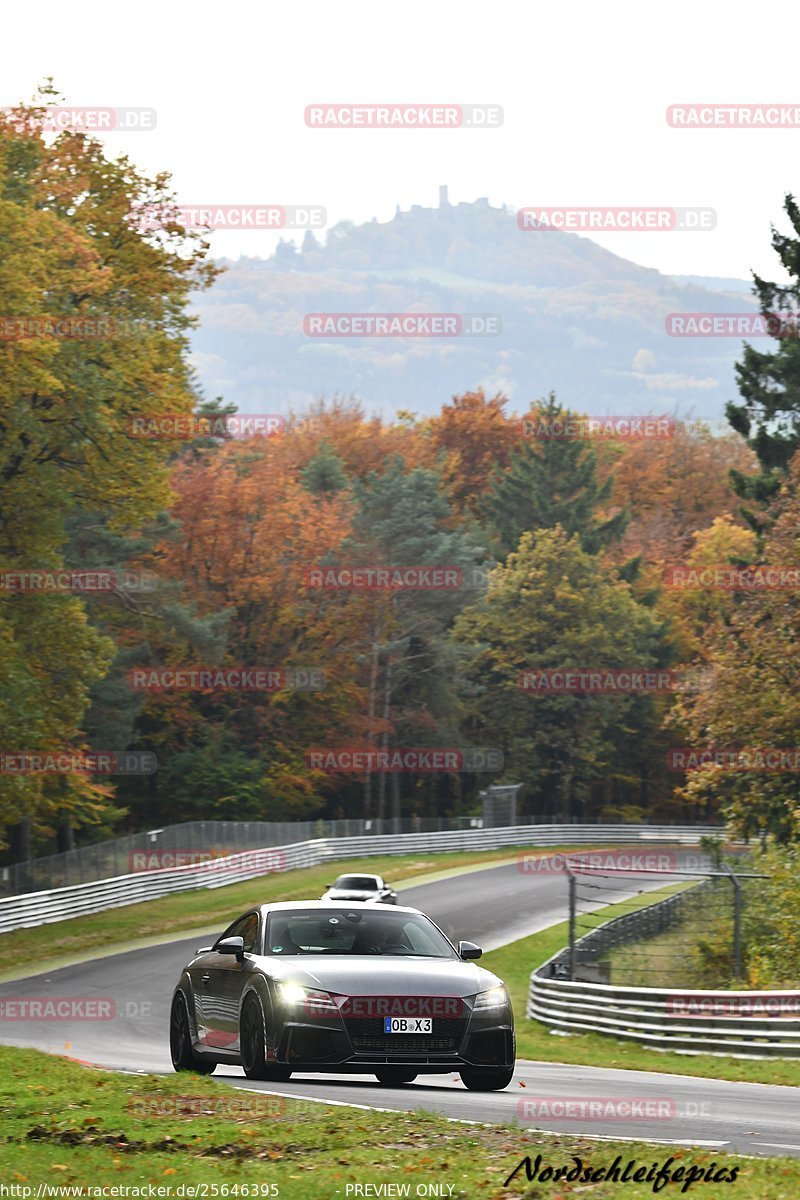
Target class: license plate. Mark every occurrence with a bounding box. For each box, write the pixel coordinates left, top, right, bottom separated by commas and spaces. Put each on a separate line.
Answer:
383, 1017, 433, 1033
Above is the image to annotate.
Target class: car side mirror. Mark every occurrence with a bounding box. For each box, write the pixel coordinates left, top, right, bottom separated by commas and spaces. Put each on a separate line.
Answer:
324, 883, 334, 889
215, 935, 245, 961
458, 940, 482, 960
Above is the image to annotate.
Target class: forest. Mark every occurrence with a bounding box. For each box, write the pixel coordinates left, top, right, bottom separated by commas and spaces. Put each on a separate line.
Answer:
3, 95, 800, 863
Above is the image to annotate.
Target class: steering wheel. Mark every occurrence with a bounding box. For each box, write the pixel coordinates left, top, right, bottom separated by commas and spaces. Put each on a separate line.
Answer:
382, 943, 409, 954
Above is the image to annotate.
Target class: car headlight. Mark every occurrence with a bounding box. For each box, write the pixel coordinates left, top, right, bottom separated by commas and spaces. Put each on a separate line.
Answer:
473, 985, 509, 1010
278, 982, 338, 1014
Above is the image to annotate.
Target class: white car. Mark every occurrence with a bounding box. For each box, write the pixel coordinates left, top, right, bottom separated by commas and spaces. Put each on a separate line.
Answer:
321, 873, 397, 904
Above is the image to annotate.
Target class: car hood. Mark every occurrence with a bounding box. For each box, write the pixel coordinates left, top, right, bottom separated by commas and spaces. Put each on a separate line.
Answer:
256, 954, 501, 997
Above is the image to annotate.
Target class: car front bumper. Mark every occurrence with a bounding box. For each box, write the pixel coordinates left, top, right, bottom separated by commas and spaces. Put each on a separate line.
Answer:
274, 1005, 515, 1072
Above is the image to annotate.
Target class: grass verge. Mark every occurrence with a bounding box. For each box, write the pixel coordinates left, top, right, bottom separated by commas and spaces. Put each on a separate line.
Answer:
482, 884, 800, 1088
1, 1047, 797, 1198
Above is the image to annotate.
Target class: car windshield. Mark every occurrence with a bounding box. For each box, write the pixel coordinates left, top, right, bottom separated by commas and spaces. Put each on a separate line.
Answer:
265, 909, 456, 958
334, 875, 378, 890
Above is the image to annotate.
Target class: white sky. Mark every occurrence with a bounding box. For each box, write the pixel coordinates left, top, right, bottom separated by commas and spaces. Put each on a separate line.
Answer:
3, 0, 800, 281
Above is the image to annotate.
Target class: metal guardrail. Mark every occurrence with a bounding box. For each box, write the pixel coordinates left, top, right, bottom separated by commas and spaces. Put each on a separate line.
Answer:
1, 816, 497, 897
0, 823, 721, 934
528, 885, 800, 1058
0, 814, 717, 897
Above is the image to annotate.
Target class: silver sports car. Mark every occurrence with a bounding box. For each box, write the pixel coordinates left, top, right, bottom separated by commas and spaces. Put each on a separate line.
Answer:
170, 900, 515, 1090
321, 873, 397, 904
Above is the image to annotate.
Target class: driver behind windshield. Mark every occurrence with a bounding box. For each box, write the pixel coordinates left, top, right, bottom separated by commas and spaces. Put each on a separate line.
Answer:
265, 909, 454, 957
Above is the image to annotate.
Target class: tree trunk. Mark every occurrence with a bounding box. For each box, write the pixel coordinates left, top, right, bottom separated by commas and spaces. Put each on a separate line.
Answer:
9, 816, 31, 862
560, 767, 574, 823
56, 815, 75, 853
391, 771, 401, 825
377, 657, 392, 823
363, 631, 380, 820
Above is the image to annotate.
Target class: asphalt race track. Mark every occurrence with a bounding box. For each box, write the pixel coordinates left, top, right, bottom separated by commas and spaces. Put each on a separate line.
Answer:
2, 852, 799, 1158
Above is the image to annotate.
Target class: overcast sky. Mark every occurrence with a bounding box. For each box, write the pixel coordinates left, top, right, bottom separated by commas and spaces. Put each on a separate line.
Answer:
3, 0, 799, 282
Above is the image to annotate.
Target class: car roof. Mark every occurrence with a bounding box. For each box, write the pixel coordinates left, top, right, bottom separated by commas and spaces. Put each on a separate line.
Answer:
334, 872, 382, 881
259, 899, 420, 915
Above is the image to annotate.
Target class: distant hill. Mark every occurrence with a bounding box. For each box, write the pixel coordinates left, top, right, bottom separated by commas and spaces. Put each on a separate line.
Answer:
189, 198, 758, 421
672, 274, 753, 294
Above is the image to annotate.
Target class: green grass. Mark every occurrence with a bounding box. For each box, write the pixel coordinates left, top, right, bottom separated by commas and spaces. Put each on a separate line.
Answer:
0, 844, 599, 980
605, 913, 735, 990
482, 884, 800, 1088
1, 1047, 797, 1198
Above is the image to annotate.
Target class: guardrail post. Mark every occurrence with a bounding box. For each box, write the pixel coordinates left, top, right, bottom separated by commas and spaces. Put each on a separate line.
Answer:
567, 865, 576, 981
722, 863, 743, 982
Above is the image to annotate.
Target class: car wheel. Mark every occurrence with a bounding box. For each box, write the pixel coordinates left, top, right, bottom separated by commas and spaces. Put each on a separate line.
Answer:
459, 1066, 514, 1091
170, 992, 216, 1074
240, 992, 292, 1082
374, 1069, 418, 1086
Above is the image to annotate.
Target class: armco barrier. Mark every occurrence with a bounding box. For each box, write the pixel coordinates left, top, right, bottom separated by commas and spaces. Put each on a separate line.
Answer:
528, 887, 800, 1058
0, 824, 721, 934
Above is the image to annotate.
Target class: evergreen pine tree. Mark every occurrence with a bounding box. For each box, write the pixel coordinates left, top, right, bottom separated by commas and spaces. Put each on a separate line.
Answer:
727, 194, 800, 528
481, 394, 627, 558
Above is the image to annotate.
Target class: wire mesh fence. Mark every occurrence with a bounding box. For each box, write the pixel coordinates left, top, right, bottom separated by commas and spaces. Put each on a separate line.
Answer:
0, 815, 719, 897
559, 851, 762, 989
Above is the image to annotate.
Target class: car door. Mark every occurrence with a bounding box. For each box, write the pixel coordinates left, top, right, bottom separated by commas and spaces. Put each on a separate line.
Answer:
202, 912, 261, 1050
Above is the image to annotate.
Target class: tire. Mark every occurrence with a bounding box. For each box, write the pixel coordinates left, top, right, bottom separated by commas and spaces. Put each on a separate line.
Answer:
170, 992, 216, 1074
240, 992, 292, 1082
459, 1066, 514, 1092
374, 1069, 418, 1086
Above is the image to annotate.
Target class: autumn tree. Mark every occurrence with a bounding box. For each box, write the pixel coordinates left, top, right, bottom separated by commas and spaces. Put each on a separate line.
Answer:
453, 526, 670, 820
133, 437, 363, 822
671, 456, 800, 841
425, 389, 517, 516
0, 89, 217, 852
609, 423, 756, 568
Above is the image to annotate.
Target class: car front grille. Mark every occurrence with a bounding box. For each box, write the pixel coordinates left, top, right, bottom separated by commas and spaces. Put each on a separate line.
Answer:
345, 1016, 466, 1055
351, 1035, 460, 1052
